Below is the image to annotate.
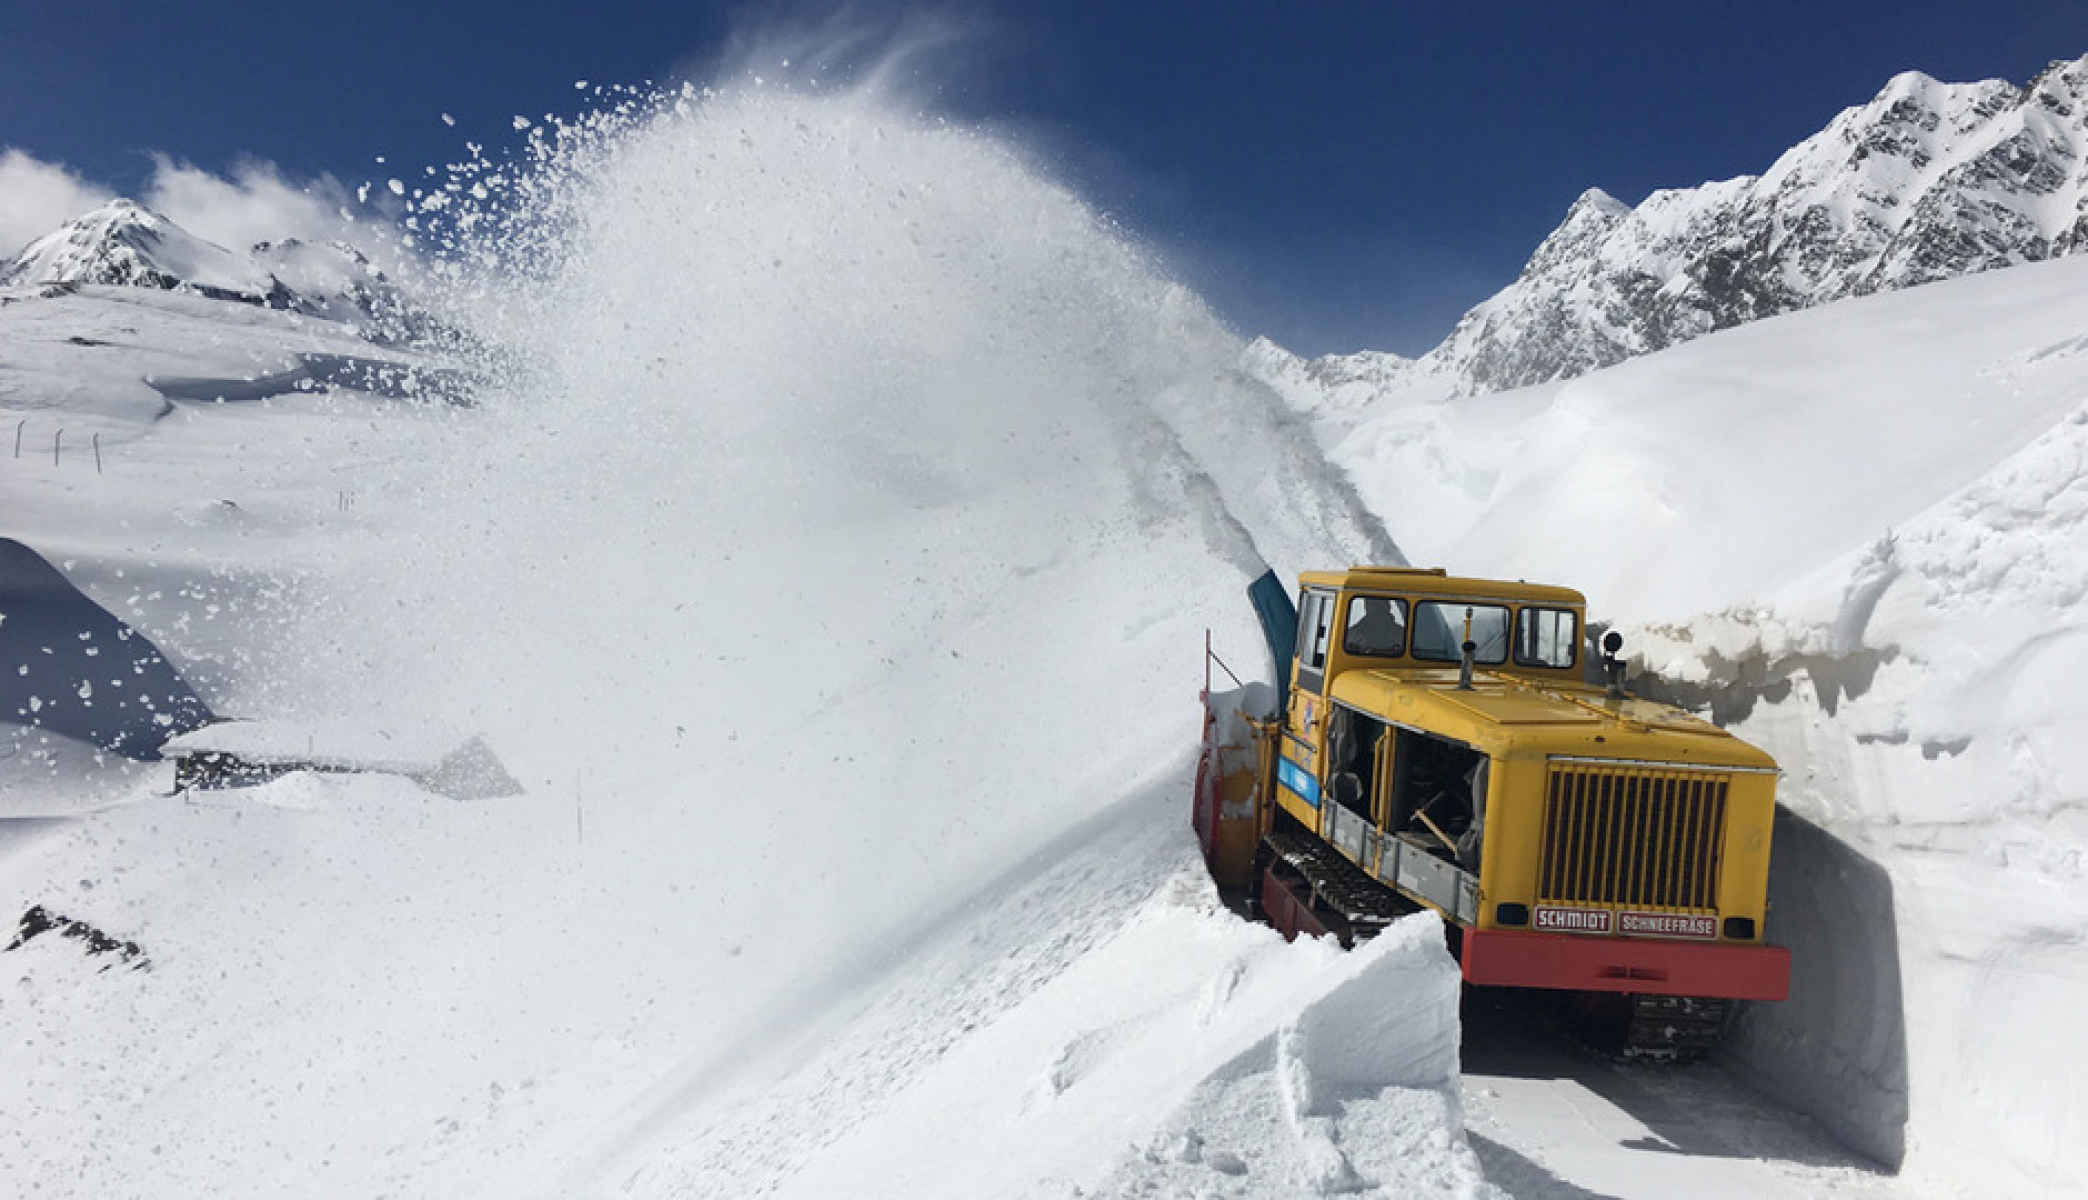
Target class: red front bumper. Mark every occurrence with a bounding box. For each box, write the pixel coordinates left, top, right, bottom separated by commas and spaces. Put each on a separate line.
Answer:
1462, 927, 1791, 1001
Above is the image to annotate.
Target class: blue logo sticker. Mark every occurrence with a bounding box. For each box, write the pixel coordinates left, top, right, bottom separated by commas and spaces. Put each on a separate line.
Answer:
1277, 756, 1320, 809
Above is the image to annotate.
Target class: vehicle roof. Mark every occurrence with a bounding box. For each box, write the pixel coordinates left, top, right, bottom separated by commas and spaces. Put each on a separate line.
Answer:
1297, 566, 1587, 608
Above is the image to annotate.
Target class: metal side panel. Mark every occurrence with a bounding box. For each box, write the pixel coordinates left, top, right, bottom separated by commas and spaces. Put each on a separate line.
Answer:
1326, 803, 1376, 869
1395, 845, 1481, 925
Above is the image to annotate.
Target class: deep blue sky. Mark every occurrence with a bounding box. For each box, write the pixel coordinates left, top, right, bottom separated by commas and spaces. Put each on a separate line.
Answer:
4, 2, 2084, 355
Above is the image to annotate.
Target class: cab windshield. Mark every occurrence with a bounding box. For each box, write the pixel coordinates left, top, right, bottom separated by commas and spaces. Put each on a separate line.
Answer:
1410, 601, 1510, 664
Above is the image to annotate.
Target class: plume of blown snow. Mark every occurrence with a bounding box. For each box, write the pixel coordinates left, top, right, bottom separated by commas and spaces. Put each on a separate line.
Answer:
275, 75, 1391, 965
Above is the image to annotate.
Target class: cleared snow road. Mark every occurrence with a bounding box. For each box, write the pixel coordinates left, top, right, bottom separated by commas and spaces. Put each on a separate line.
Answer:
1459, 990, 1902, 1198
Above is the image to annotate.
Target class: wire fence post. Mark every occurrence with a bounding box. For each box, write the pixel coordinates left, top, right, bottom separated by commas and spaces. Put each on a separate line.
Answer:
12, 418, 22, 459
53, 429, 62, 467
92, 432, 102, 475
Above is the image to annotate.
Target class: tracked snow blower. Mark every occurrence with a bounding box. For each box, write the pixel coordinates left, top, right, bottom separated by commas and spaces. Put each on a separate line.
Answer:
1196, 567, 1790, 1057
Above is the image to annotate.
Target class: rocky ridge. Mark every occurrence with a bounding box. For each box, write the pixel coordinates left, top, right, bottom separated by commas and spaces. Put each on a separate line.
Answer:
1255, 55, 2088, 406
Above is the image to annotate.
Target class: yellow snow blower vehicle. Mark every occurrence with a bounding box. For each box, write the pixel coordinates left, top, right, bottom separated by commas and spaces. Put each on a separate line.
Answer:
1195, 567, 1789, 1055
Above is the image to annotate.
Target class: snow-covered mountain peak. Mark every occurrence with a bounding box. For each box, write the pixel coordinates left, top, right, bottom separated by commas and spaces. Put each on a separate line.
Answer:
1520, 187, 1630, 275
1, 199, 292, 305
2026, 55, 2088, 115
1255, 55, 2088, 400
1, 201, 433, 343
1569, 186, 1629, 220
248, 236, 422, 330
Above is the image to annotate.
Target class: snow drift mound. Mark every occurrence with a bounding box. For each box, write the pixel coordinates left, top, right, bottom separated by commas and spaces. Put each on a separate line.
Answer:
1099, 913, 1490, 1199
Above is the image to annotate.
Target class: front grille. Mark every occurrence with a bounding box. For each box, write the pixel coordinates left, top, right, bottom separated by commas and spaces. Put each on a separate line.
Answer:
1539, 762, 1726, 910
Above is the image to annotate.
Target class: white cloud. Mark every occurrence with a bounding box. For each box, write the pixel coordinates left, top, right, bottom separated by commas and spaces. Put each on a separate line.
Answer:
141, 156, 421, 280
0, 149, 115, 257
0, 150, 396, 266
143, 155, 361, 254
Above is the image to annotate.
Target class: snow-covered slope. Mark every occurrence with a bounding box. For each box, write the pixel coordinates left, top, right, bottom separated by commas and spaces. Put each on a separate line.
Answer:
1255, 55, 2088, 405
1332, 254, 2088, 622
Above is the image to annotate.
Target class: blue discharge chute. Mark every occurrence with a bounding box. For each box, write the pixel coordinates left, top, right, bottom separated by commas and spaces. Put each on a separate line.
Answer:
1246, 568, 1297, 697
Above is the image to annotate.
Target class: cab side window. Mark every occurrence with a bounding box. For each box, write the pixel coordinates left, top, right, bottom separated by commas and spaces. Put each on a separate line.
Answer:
1514, 607, 1578, 669
1294, 588, 1336, 691
1342, 595, 1408, 657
